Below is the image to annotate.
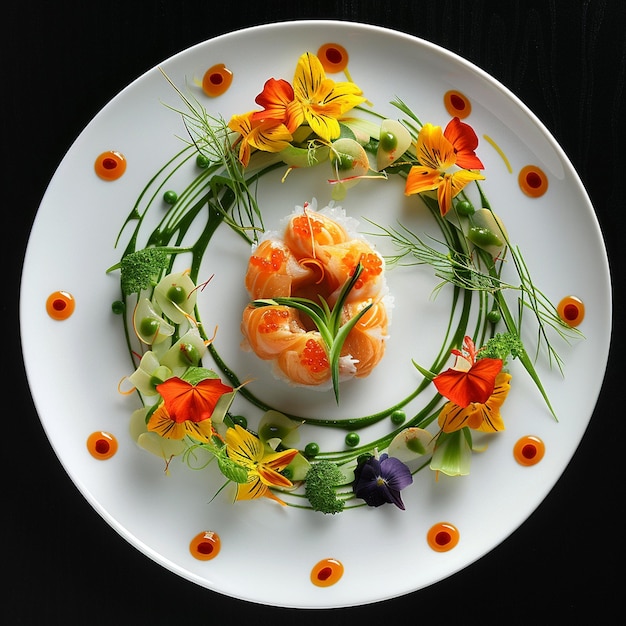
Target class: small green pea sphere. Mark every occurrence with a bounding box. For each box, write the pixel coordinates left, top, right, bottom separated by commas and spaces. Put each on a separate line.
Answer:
379, 131, 397, 152
163, 190, 178, 205
456, 200, 475, 216
111, 300, 125, 314
487, 309, 501, 324
167, 284, 187, 304
304, 442, 320, 458
345, 432, 360, 447
390, 409, 406, 425
196, 154, 210, 169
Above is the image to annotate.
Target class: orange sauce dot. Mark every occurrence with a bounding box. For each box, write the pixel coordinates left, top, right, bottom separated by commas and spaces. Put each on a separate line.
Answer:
94, 150, 127, 181
557, 295, 585, 327
189, 531, 221, 560
444, 90, 471, 119
87, 431, 118, 460
317, 43, 349, 73
311, 558, 344, 587
202, 63, 233, 97
519, 164, 548, 197
46, 290, 75, 320
427, 522, 460, 552
514, 435, 545, 466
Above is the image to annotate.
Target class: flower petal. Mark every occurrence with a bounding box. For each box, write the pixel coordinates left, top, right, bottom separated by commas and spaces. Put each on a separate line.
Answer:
434, 358, 503, 407
225, 424, 263, 469
147, 403, 187, 439
444, 117, 485, 170
416, 123, 456, 171
156, 377, 233, 423
404, 165, 441, 196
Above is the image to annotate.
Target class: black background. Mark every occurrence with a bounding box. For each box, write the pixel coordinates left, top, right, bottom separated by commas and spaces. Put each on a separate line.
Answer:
6, 1, 624, 623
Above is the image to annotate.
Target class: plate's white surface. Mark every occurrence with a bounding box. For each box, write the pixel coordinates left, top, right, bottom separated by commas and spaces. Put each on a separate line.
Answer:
20, 21, 611, 608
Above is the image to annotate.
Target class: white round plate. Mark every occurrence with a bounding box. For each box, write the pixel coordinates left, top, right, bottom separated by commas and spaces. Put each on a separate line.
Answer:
20, 20, 611, 608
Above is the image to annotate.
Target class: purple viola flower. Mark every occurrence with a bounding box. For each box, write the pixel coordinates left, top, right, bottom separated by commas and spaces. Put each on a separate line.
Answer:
353, 453, 413, 510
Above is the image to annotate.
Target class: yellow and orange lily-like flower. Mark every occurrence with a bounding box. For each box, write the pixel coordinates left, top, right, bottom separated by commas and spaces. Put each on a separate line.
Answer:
147, 376, 233, 442
230, 51, 365, 165
433, 336, 511, 433
225, 424, 298, 505
405, 117, 486, 217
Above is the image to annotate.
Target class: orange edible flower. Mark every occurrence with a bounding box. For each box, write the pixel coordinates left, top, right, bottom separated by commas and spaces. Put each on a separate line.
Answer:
225, 425, 298, 505
156, 376, 233, 423
147, 376, 233, 442
228, 111, 292, 167
405, 118, 485, 216
252, 78, 304, 133
433, 336, 502, 407
437, 371, 512, 433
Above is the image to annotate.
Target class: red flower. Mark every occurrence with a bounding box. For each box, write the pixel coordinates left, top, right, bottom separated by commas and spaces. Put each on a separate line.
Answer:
156, 376, 233, 423
433, 336, 502, 407
443, 117, 484, 170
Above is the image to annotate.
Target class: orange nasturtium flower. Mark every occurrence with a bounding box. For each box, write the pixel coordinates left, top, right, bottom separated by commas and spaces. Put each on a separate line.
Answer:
147, 376, 233, 442
433, 336, 511, 433
225, 424, 298, 505
252, 78, 304, 133
228, 111, 293, 167
405, 117, 485, 217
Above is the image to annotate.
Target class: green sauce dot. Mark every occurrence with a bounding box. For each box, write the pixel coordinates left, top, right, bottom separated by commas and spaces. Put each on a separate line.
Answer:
304, 442, 320, 458
231, 415, 247, 428
163, 190, 178, 205
390, 409, 406, 425
345, 432, 360, 447
380, 131, 397, 152
111, 300, 125, 314
260, 423, 289, 441
196, 154, 210, 169
167, 285, 187, 304
333, 152, 354, 171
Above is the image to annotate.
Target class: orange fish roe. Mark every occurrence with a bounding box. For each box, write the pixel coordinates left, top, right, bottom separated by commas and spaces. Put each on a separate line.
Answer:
291, 214, 322, 241
259, 308, 291, 333
242, 207, 389, 387
301, 338, 330, 373
343, 251, 383, 289
249, 248, 286, 273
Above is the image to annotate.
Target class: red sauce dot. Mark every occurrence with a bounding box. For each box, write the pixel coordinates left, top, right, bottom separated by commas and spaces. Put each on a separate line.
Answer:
87, 431, 118, 460
444, 90, 471, 119
46, 291, 75, 320
94, 151, 126, 181
189, 531, 221, 561
518, 165, 548, 197
514, 435, 545, 466
427, 522, 459, 552
202, 64, 233, 97
310, 558, 344, 587
557, 295, 585, 327
317, 43, 349, 73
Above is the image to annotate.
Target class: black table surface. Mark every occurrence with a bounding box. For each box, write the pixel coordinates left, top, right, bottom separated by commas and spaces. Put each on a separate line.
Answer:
6, 1, 624, 623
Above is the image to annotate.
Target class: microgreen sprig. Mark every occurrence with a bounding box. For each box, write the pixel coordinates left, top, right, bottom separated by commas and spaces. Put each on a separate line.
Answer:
252, 262, 372, 403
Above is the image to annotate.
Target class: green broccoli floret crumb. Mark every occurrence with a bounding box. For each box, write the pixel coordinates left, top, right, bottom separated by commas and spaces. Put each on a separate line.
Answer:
304, 460, 346, 515
478, 332, 524, 365
116, 248, 169, 296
